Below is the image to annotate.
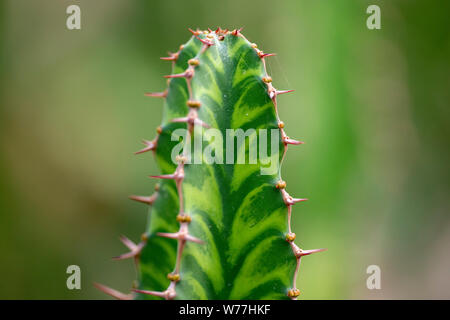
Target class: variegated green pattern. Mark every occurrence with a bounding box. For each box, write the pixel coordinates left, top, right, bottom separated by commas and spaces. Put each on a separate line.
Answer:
136, 31, 297, 300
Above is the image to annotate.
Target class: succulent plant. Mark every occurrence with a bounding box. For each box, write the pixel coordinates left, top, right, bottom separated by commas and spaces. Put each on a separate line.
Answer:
95, 27, 325, 300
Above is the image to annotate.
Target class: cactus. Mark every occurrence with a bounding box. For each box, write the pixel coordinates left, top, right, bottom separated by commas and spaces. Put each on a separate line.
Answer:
96, 27, 325, 300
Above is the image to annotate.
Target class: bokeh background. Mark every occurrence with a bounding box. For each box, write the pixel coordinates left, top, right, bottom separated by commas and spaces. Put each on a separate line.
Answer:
1, 0, 449, 299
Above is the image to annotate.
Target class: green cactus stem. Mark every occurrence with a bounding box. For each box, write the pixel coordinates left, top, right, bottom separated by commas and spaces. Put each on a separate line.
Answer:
96, 27, 325, 300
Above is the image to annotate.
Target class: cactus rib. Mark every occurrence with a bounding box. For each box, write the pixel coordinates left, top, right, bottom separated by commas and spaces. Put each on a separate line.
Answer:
135, 31, 215, 300
237, 31, 325, 300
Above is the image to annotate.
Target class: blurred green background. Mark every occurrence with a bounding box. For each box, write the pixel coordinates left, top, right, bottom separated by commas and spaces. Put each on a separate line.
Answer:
0, 0, 449, 299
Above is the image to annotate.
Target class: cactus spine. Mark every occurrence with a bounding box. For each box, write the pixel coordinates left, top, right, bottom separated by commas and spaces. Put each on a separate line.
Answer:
96, 27, 325, 300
